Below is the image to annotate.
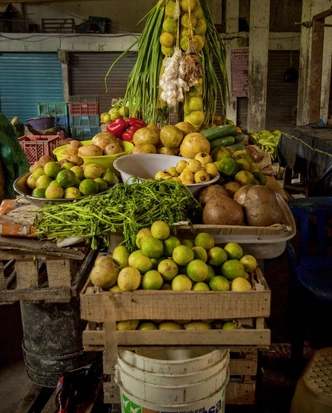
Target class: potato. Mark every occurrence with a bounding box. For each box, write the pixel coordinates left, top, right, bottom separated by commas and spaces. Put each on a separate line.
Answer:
66, 140, 83, 155
92, 132, 119, 150
233, 185, 254, 206
242, 185, 283, 226
104, 142, 123, 155
38, 155, 54, 166
198, 184, 229, 207
67, 154, 84, 166
78, 144, 103, 157
203, 196, 244, 225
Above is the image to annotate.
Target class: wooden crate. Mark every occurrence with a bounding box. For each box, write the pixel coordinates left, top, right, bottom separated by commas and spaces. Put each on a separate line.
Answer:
80, 267, 270, 369
103, 346, 259, 406
0, 239, 98, 303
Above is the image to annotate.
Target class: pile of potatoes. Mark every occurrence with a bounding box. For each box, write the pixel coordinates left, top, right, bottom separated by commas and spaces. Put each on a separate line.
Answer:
60, 132, 124, 159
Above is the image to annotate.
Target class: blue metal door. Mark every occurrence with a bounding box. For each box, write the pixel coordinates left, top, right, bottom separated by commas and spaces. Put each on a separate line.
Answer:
0, 52, 63, 124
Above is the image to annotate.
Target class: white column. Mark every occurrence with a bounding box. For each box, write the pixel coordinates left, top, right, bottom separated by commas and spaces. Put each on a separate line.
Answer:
247, 0, 270, 131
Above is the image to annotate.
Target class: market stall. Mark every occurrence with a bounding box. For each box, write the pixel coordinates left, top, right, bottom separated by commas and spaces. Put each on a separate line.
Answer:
278, 124, 332, 196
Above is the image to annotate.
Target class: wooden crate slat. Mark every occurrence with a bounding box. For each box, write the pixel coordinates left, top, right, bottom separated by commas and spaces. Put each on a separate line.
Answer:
16, 259, 39, 289
46, 258, 72, 289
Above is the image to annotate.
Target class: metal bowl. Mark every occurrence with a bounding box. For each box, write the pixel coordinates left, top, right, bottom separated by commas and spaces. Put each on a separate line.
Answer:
13, 172, 118, 207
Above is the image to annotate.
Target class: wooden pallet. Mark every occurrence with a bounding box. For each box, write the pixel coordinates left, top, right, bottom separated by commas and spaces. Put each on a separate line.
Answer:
0, 239, 98, 303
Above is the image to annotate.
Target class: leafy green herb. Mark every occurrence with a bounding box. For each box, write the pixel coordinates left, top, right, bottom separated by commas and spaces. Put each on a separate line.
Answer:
34, 179, 202, 251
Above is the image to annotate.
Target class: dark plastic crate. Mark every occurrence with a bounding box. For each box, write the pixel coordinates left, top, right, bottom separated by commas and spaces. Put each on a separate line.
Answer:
71, 125, 100, 141
68, 102, 100, 115
56, 115, 70, 137
69, 115, 100, 127
37, 102, 68, 117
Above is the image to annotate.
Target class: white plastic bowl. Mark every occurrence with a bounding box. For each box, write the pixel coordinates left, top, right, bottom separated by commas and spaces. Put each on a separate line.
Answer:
113, 154, 220, 195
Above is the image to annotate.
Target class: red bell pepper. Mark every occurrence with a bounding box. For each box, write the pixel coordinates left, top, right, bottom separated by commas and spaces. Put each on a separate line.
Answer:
106, 118, 127, 138
122, 118, 147, 142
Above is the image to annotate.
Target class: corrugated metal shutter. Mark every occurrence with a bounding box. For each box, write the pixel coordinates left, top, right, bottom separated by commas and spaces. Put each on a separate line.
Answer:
266, 50, 299, 130
0, 53, 63, 123
69, 52, 137, 114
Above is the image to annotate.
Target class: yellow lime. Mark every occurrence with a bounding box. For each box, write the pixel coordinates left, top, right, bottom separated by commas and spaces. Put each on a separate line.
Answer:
186, 259, 209, 282
160, 32, 175, 47
79, 178, 99, 195
181, 13, 197, 28
84, 163, 103, 179
159, 125, 184, 149
142, 270, 164, 290
159, 321, 182, 330
138, 321, 158, 330
102, 168, 117, 185
195, 18, 207, 35
171, 274, 192, 291
44, 161, 61, 178
112, 245, 130, 267
172, 245, 194, 266
95, 255, 114, 266
151, 220, 170, 240
136, 228, 152, 249
231, 277, 252, 291
221, 260, 245, 280
109, 285, 124, 292
240, 254, 258, 272
157, 258, 178, 281
117, 267, 141, 291
222, 321, 237, 330
162, 17, 177, 34
56, 169, 76, 188
61, 162, 75, 170
163, 236, 181, 257
141, 237, 164, 259
32, 167, 45, 182
181, 238, 194, 248
224, 242, 244, 260
180, 0, 196, 12
209, 275, 230, 291
45, 183, 64, 199
183, 321, 212, 330
90, 260, 119, 289
165, 1, 176, 17
128, 249, 144, 266
131, 255, 154, 274
117, 320, 139, 331
63, 187, 81, 199
32, 187, 46, 198
207, 247, 228, 266
192, 246, 208, 262
27, 174, 36, 189
194, 232, 215, 250
35, 174, 53, 189
188, 96, 203, 112
192, 282, 210, 291
94, 177, 108, 192
70, 165, 84, 180
206, 265, 215, 282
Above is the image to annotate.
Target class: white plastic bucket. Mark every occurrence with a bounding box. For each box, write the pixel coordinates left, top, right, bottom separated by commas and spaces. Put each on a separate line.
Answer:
115, 348, 230, 413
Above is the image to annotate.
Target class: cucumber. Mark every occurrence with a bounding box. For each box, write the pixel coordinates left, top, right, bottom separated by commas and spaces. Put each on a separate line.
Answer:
201, 124, 237, 141
210, 136, 235, 150
225, 142, 245, 151
232, 132, 245, 142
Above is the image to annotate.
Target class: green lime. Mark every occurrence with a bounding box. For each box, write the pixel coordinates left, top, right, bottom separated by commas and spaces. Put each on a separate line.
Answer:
56, 169, 76, 188
32, 187, 46, 198
44, 161, 61, 178
79, 178, 99, 195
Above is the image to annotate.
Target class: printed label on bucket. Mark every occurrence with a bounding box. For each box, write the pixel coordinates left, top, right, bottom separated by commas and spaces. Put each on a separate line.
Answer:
121, 389, 226, 413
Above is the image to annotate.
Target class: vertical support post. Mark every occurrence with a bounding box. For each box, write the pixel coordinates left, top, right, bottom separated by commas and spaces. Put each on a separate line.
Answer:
247, 0, 270, 131
225, 0, 240, 123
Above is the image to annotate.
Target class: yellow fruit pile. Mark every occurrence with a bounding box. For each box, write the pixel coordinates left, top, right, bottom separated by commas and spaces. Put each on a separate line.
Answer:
26, 157, 116, 199
89, 220, 258, 293
154, 152, 218, 184
116, 318, 239, 331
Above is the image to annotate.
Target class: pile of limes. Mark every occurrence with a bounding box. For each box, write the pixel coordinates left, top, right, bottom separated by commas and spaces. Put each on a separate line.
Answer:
116, 319, 238, 331
26, 160, 117, 199
90, 220, 258, 293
